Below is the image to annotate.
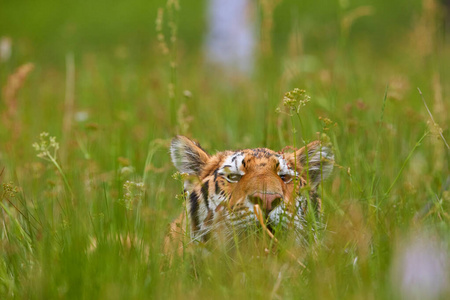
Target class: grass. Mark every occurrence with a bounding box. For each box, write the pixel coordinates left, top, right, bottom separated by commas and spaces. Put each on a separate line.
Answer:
1, 0, 449, 299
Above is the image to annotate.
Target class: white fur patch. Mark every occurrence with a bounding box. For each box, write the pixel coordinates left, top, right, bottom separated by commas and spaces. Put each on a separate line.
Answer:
170, 137, 206, 175
218, 152, 246, 176
209, 193, 227, 211
304, 146, 334, 187
277, 155, 298, 177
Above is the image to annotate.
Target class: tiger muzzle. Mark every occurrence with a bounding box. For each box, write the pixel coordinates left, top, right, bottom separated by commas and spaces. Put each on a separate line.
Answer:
249, 192, 283, 214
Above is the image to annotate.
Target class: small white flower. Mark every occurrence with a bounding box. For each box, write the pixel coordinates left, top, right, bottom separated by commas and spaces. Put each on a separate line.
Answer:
120, 166, 135, 176
0, 37, 12, 62
75, 111, 89, 122
391, 234, 449, 300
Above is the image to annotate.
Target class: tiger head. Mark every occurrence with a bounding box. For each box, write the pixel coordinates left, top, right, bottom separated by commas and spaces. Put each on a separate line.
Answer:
170, 136, 334, 245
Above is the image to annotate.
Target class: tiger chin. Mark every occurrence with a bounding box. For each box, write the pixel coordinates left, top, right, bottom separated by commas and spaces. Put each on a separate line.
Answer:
164, 135, 334, 258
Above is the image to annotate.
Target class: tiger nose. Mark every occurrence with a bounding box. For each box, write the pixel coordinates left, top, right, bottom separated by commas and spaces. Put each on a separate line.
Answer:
249, 192, 282, 214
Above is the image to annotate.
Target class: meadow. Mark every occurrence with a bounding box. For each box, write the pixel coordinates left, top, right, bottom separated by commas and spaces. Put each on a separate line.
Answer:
0, 0, 449, 299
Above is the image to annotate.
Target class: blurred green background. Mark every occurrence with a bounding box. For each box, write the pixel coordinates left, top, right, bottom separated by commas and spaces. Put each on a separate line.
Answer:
0, 0, 427, 62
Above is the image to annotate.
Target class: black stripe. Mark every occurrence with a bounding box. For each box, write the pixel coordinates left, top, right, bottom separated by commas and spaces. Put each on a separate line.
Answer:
189, 191, 200, 231
202, 210, 214, 242
215, 180, 221, 194
201, 180, 210, 210
214, 169, 218, 181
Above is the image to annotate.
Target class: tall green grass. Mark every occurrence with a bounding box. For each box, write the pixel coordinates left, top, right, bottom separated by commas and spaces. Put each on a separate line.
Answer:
1, 0, 449, 299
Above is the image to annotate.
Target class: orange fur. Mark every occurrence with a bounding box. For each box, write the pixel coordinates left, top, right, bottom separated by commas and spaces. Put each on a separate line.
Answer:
166, 136, 334, 258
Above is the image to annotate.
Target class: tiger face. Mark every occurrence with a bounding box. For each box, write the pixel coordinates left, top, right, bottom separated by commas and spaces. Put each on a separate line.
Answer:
169, 135, 334, 247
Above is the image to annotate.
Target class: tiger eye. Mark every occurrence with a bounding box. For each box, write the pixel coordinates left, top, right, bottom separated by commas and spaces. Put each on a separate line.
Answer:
280, 174, 293, 183
227, 174, 242, 182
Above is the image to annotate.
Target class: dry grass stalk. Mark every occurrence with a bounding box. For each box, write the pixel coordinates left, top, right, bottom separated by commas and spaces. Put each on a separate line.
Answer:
260, 0, 282, 57
254, 204, 277, 241
88, 234, 150, 263
418, 87, 449, 150
409, 0, 439, 58
1, 63, 34, 135
340, 6, 374, 37
253, 204, 306, 269
432, 73, 445, 124
429, 73, 447, 173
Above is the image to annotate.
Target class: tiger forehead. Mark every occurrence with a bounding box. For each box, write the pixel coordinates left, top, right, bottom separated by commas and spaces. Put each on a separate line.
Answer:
231, 148, 282, 168
244, 147, 278, 158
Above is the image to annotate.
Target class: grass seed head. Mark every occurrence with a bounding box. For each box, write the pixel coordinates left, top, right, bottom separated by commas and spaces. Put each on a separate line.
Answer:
282, 88, 311, 114
2, 182, 19, 198
32, 132, 60, 160
121, 180, 145, 210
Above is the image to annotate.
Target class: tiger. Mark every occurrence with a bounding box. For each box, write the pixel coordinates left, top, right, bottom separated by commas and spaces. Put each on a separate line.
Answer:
165, 135, 334, 255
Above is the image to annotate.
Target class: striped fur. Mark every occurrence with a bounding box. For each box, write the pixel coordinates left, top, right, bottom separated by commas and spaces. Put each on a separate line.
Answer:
166, 136, 334, 253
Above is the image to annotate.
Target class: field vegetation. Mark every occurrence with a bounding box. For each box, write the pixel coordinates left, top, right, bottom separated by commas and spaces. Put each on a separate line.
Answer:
0, 0, 449, 299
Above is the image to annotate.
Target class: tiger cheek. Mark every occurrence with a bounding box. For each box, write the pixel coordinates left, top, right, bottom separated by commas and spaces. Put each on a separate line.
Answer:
228, 183, 245, 206
222, 180, 234, 195
284, 183, 296, 203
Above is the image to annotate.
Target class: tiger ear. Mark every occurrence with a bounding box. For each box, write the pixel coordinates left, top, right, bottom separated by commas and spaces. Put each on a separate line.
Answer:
170, 136, 210, 176
287, 141, 334, 188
